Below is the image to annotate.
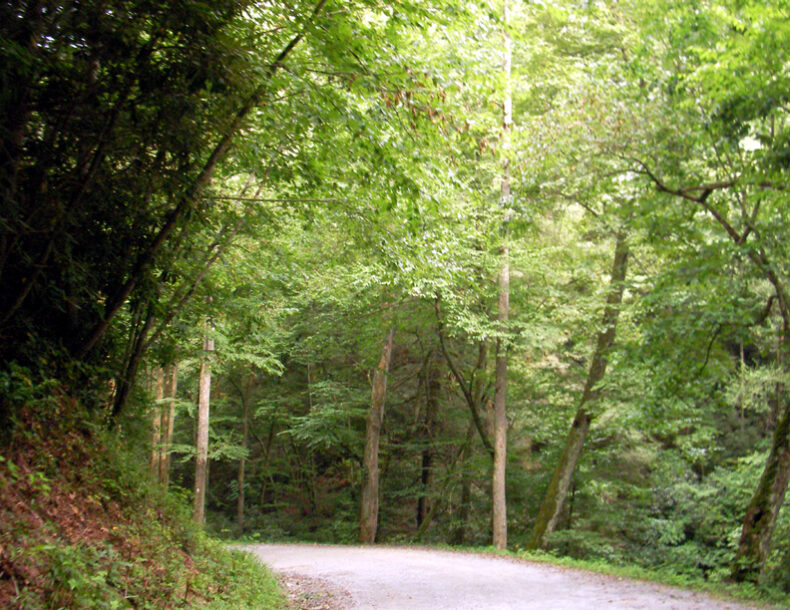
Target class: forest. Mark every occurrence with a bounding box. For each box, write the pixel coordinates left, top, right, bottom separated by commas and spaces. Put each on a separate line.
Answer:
1, 0, 789, 606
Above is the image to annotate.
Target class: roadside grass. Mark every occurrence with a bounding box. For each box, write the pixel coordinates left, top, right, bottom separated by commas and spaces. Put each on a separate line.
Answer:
0, 391, 285, 609
435, 544, 788, 609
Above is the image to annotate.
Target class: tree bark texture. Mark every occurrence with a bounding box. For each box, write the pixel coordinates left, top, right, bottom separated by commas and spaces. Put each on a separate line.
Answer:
528, 230, 629, 550
492, 268, 509, 549
732, 397, 790, 582
359, 328, 395, 544
193, 336, 214, 524
492, 0, 512, 551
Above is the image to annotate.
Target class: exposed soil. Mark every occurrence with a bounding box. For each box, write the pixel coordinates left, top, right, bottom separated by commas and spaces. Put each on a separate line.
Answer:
247, 543, 763, 610
0, 420, 198, 608
0, 430, 126, 606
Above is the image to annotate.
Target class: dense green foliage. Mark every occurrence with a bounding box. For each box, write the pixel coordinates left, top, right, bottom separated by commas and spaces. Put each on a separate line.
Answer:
1, 0, 253, 369
2, 0, 789, 605
0, 374, 283, 608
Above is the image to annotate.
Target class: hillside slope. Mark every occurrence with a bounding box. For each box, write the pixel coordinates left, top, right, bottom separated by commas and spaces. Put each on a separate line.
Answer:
0, 401, 284, 609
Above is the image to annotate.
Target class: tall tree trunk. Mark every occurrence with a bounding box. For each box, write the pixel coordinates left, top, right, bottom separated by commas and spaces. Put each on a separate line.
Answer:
159, 363, 178, 487
112, 302, 155, 420
359, 328, 395, 544
528, 230, 629, 549
731, 254, 790, 581
417, 356, 439, 529
193, 336, 214, 524
451, 422, 476, 546
492, 0, 512, 551
732, 300, 790, 582
237, 374, 253, 528
260, 420, 277, 507
150, 366, 165, 478
491, 290, 508, 549
732, 398, 790, 582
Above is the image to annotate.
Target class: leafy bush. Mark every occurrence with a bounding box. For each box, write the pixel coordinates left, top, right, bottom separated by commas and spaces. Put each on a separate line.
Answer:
0, 389, 285, 609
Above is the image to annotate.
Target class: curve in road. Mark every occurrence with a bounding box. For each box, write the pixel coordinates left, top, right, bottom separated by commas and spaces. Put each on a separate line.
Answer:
245, 543, 757, 609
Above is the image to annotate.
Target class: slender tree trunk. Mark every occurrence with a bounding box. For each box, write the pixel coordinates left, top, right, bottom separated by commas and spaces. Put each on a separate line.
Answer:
237, 374, 253, 527
492, 290, 508, 549
417, 357, 439, 529
236, 449, 246, 526
193, 336, 214, 524
451, 422, 476, 545
566, 482, 576, 530
492, 0, 512, 551
150, 366, 165, 478
417, 448, 433, 528
260, 420, 277, 507
112, 302, 155, 419
473, 341, 489, 410
528, 230, 629, 549
159, 363, 177, 488
359, 328, 395, 544
436, 299, 494, 456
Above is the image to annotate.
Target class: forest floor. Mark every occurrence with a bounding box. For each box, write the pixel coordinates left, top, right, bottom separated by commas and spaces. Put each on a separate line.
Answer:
0, 417, 284, 609
246, 543, 766, 610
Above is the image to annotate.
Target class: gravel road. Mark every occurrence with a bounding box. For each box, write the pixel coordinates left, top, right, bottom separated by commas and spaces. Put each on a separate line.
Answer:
244, 543, 759, 609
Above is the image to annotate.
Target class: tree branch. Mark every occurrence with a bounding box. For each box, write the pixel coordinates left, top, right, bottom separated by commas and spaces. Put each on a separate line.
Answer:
77, 0, 329, 359
434, 297, 494, 457
630, 158, 743, 242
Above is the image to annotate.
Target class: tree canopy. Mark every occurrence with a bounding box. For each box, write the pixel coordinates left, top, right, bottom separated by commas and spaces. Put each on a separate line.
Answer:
1, 0, 789, 599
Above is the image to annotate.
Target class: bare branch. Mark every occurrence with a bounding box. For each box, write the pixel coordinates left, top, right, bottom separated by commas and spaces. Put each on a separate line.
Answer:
206, 196, 342, 203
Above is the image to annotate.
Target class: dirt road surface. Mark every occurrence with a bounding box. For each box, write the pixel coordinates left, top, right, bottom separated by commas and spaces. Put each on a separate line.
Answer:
244, 543, 759, 609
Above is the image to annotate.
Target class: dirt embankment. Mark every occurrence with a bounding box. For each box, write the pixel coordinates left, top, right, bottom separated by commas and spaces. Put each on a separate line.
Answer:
0, 425, 196, 608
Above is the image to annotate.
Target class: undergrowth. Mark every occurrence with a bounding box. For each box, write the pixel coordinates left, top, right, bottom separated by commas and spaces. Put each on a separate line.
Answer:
435, 543, 789, 608
0, 376, 285, 609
